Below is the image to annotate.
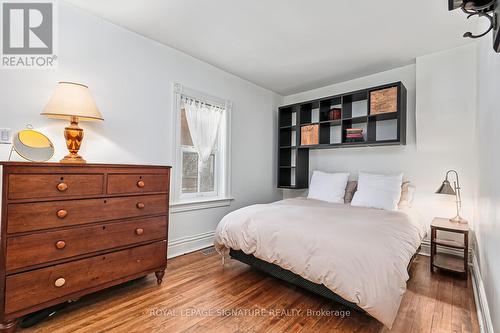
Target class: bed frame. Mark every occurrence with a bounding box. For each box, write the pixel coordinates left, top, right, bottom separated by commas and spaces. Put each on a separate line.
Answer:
229, 246, 421, 314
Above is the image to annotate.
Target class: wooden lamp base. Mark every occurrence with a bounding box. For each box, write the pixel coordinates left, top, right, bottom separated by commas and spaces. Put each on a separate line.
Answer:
61, 116, 86, 164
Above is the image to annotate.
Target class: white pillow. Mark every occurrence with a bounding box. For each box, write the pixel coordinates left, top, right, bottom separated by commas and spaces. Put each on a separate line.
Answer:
308, 171, 350, 204
351, 172, 403, 211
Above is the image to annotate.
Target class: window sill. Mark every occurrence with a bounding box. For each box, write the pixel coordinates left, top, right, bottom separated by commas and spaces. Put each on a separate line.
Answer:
170, 197, 234, 213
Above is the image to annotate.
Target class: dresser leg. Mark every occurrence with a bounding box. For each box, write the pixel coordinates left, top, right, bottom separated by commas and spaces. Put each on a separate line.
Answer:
155, 270, 165, 285
0, 320, 18, 333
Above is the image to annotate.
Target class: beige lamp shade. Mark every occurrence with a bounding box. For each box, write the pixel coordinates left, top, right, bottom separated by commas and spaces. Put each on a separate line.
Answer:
41, 82, 104, 121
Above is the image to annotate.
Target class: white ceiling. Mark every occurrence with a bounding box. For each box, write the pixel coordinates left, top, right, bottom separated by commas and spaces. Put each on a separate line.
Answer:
64, 0, 473, 95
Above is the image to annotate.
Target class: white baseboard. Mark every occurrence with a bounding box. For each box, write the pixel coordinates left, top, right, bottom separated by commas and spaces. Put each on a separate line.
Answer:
420, 239, 431, 256
471, 250, 494, 333
168, 231, 215, 259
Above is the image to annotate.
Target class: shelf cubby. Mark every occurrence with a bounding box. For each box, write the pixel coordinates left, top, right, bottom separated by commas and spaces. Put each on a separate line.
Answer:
279, 127, 296, 147
279, 147, 293, 167
277, 81, 407, 189
319, 97, 342, 122
319, 123, 342, 145
279, 106, 294, 128
279, 147, 298, 167
342, 91, 368, 119
342, 119, 367, 144
299, 103, 311, 125
368, 118, 398, 142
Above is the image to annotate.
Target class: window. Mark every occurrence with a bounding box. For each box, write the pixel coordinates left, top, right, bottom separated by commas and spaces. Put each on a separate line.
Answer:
180, 107, 217, 196
172, 84, 231, 208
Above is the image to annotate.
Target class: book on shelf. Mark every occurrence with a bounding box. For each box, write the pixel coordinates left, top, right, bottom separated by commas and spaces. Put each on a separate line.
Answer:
346, 128, 363, 133
345, 137, 365, 143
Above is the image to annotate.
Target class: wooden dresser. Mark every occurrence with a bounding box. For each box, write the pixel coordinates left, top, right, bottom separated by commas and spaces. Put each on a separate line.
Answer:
0, 163, 171, 332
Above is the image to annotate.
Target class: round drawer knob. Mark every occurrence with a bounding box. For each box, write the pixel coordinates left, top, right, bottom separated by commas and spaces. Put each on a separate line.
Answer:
57, 209, 68, 219
54, 278, 66, 287
135, 228, 144, 236
137, 180, 145, 188
56, 240, 66, 249
57, 183, 68, 192
136, 202, 145, 209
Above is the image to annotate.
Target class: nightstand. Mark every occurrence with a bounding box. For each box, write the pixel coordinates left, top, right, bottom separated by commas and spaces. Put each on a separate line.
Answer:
430, 217, 469, 278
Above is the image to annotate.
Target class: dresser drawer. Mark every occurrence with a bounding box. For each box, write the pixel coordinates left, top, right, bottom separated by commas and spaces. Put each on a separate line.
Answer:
107, 173, 169, 195
5, 241, 166, 315
7, 194, 168, 234
8, 174, 104, 200
6, 216, 167, 271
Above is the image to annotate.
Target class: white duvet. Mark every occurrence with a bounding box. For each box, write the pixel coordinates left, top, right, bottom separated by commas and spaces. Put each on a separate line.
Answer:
214, 198, 426, 328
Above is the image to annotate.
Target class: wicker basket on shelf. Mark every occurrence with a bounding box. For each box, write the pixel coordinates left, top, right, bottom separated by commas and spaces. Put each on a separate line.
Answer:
370, 87, 397, 115
301, 124, 319, 146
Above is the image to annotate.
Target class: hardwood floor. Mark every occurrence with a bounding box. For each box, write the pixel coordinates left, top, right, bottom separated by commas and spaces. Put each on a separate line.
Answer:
19, 250, 479, 333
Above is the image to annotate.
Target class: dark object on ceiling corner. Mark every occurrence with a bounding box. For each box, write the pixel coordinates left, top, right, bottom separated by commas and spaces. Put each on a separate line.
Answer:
495, 3, 500, 51
449, 0, 500, 53
449, 0, 464, 10
449, 0, 495, 10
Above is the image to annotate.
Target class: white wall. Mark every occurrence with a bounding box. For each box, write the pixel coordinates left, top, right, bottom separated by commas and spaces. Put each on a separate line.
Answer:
282, 45, 477, 234
416, 45, 476, 154
0, 2, 282, 257
474, 31, 500, 333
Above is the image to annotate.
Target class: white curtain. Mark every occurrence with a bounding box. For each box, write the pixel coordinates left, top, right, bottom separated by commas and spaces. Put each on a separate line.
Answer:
183, 97, 224, 163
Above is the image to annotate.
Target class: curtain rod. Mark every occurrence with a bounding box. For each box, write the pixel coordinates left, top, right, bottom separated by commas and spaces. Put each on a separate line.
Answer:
182, 96, 226, 109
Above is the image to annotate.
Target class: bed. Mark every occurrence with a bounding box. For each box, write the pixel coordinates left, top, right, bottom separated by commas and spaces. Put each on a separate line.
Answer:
214, 197, 426, 328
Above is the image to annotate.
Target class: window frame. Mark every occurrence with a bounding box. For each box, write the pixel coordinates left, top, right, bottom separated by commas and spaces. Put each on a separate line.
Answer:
180, 146, 218, 199
171, 83, 232, 210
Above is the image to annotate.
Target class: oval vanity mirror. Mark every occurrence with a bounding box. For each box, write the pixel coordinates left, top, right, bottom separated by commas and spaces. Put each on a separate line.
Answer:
11, 127, 54, 162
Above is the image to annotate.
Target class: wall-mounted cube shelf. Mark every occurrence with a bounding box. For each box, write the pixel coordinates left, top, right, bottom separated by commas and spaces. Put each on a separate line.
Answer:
277, 81, 407, 189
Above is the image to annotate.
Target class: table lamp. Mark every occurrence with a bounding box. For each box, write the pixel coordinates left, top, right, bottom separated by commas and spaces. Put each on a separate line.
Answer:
41, 82, 103, 164
435, 170, 466, 223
